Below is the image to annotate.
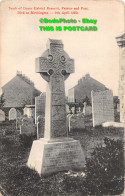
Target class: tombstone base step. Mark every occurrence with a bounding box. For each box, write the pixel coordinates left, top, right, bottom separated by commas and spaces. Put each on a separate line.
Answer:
27, 137, 85, 175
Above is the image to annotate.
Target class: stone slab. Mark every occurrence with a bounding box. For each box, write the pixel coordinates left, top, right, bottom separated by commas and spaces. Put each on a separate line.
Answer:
20, 116, 36, 135
91, 90, 114, 127
68, 113, 85, 130
37, 115, 45, 139
27, 138, 85, 175
9, 108, 17, 120
102, 121, 124, 128
0, 110, 5, 122
24, 105, 35, 119
16, 110, 22, 129
83, 105, 92, 116
35, 93, 46, 124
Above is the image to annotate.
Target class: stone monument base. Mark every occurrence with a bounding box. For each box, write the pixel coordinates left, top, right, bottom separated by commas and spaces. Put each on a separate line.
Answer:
27, 137, 85, 175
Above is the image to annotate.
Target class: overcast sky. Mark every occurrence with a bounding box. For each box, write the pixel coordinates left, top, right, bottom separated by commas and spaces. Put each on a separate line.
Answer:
0, 0, 124, 96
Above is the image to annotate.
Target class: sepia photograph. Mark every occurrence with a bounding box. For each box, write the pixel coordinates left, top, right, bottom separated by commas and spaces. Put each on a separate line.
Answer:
0, 0, 124, 195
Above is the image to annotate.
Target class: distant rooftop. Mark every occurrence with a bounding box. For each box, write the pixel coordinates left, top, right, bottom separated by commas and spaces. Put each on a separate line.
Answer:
69, 73, 107, 90
78, 73, 90, 83
16, 71, 34, 86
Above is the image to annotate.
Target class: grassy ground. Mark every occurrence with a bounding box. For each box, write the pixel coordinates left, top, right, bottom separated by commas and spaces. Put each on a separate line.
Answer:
0, 120, 124, 196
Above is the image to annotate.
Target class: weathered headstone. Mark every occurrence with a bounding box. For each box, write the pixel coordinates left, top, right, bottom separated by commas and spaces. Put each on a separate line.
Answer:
20, 116, 36, 135
91, 90, 114, 127
23, 105, 35, 119
36, 115, 45, 139
23, 107, 28, 116
0, 110, 5, 122
16, 110, 22, 129
66, 114, 73, 133
27, 39, 85, 175
70, 113, 85, 130
35, 93, 46, 124
9, 108, 17, 120
83, 102, 92, 116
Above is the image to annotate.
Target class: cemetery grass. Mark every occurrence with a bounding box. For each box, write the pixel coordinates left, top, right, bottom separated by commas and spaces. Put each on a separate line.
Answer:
0, 120, 124, 196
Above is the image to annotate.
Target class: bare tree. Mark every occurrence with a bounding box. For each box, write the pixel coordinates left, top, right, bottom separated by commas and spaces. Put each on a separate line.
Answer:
0, 93, 5, 109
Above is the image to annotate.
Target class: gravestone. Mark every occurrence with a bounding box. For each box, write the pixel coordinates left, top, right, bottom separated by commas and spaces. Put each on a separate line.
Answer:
9, 108, 17, 120
0, 110, 5, 122
66, 114, 73, 133
20, 116, 36, 135
37, 115, 45, 139
16, 110, 22, 129
27, 39, 85, 175
35, 93, 46, 124
23, 105, 35, 119
68, 113, 85, 131
83, 102, 92, 116
23, 107, 28, 116
91, 90, 114, 127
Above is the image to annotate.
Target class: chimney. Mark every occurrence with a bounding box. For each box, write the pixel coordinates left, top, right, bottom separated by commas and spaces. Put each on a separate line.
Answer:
85, 73, 90, 79
17, 71, 22, 76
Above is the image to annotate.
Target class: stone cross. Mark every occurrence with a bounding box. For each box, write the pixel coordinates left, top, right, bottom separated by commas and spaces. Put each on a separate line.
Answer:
36, 39, 74, 138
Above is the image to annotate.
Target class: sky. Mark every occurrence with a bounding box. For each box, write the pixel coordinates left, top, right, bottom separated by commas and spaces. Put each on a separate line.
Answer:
0, 0, 125, 96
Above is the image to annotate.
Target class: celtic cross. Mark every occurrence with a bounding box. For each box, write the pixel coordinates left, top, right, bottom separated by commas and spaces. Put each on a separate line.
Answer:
36, 39, 74, 138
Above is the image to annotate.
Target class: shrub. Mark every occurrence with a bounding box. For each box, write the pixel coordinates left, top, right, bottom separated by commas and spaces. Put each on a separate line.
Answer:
84, 137, 124, 195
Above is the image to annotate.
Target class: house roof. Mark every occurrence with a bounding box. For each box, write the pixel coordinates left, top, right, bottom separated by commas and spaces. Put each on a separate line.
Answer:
2, 71, 41, 94
69, 73, 108, 90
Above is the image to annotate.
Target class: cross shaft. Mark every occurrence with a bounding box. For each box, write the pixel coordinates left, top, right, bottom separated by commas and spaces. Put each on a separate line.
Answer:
36, 39, 74, 138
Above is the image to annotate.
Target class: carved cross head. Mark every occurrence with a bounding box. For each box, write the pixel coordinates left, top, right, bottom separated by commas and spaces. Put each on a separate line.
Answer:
35, 39, 74, 82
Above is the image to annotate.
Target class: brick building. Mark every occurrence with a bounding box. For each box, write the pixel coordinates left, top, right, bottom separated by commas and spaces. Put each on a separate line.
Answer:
116, 34, 125, 123
2, 71, 41, 108
68, 73, 108, 103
